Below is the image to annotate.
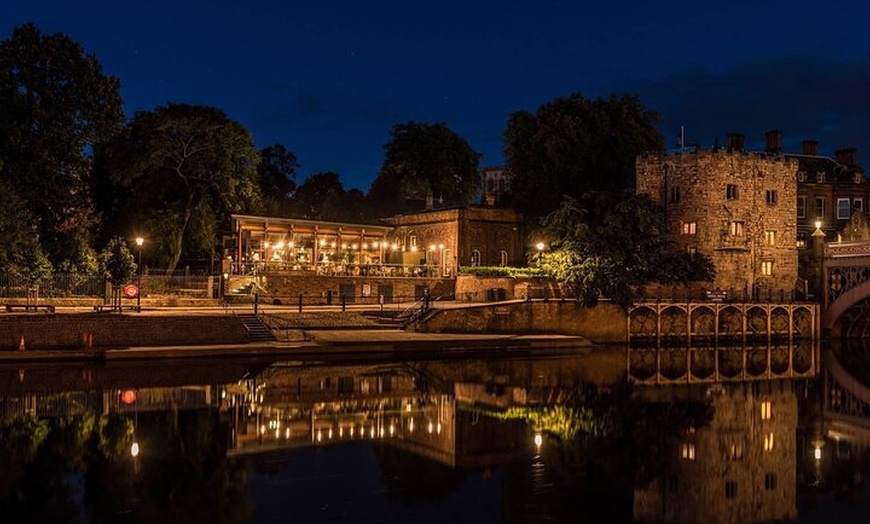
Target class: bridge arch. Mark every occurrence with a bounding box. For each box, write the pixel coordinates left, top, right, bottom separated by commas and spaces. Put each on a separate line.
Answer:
824, 279, 870, 331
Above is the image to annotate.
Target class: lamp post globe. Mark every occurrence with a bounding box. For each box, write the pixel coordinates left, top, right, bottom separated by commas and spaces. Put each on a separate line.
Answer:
135, 237, 144, 311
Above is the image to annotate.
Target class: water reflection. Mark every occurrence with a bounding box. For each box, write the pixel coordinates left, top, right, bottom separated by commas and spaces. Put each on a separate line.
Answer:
0, 346, 860, 523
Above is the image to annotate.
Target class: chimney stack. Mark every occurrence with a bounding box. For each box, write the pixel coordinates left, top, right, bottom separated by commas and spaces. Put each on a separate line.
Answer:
836, 147, 858, 167
726, 133, 745, 152
802, 140, 819, 156
765, 130, 782, 153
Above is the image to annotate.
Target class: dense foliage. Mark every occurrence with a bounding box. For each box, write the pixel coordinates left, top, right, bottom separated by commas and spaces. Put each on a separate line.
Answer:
535, 192, 715, 309
0, 23, 124, 273
97, 103, 263, 272
504, 93, 664, 224
368, 121, 481, 217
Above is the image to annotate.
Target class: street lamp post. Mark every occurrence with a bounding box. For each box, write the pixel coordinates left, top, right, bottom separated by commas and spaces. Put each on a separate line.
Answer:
135, 237, 144, 311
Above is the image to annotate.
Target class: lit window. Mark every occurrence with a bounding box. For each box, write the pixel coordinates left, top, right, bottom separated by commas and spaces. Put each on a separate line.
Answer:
765, 230, 776, 246
727, 442, 744, 461
729, 221, 745, 236
671, 186, 681, 203
765, 190, 778, 205
726, 184, 738, 200
797, 232, 807, 248
761, 261, 774, 276
681, 442, 696, 460
687, 246, 697, 254
764, 432, 775, 451
761, 401, 772, 420
797, 196, 807, 218
764, 473, 777, 490
682, 221, 697, 235
409, 235, 417, 248
725, 481, 737, 499
838, 198, 851, 220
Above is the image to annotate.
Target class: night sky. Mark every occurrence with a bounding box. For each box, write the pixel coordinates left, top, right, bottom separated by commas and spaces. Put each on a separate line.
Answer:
4, 1, 870, 191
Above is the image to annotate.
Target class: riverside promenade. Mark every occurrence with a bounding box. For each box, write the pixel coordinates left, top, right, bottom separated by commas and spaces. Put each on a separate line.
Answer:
0, 301, 592, 362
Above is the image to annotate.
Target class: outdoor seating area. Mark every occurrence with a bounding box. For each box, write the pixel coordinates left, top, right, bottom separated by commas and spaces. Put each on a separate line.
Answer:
235, 261, 448, 278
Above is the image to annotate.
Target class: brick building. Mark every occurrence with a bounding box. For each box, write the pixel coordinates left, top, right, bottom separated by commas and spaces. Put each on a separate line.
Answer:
480, 166, 512, 206
786, 141, 866, 246
382, 206, 524, 273
637, 135, 799, 297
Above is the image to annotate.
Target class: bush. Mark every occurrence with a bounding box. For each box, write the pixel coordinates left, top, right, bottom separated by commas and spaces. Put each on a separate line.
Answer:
459, 266, 548, 278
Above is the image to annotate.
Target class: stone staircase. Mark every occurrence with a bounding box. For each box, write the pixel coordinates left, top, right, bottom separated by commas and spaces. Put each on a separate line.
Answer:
238, 314, 276, 342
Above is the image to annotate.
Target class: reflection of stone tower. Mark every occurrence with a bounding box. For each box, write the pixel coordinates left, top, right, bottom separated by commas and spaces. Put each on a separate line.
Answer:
634, 381, 797, 524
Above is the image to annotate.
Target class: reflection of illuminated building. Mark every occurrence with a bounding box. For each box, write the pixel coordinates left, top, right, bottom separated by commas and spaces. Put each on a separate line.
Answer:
222, 364, 527, 469
634, 381, 797, 524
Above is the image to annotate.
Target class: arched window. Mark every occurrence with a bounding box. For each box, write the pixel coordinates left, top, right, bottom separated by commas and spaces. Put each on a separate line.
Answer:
471, 250, 481, 267
500, 250, 508, 267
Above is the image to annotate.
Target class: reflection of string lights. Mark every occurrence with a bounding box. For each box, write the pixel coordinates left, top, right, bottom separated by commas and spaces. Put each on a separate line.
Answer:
409, 418, 415, 433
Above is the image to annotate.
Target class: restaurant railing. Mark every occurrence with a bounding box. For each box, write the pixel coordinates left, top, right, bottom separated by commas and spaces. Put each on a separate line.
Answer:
229, 261, 453, 278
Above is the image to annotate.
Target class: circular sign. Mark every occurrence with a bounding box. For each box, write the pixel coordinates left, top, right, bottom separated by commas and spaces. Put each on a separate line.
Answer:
123, 283, 139, 298
121, 389, 137, 404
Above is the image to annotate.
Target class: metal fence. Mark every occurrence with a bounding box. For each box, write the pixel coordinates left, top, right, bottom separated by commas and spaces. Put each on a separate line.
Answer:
0, 273, 215, 298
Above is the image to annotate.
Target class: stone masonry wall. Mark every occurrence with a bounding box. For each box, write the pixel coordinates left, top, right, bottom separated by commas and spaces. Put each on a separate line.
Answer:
0, 315, 247, 350
418, 301, 627, 343
637, 151, 799, 295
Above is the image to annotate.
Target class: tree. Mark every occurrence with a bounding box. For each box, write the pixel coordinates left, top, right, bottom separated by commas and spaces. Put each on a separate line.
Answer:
0, 23, 124, 269
99, 237, 136, 310
368, 121, 481, 217
504, 93, 664, 223
535, 192, 715, 308
0, 180, 51, 280
292, 171, 345, 220
99, 103, 263, 272
257, 143, 299, 215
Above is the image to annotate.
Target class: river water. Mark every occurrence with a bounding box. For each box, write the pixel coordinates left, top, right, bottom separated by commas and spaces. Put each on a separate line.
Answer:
0, 346, 866, 523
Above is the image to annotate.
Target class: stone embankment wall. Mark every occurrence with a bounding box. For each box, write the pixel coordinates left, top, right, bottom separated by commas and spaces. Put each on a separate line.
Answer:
454, 275, 561, 302
0, 315, 247, 350
418, 301, 627, 343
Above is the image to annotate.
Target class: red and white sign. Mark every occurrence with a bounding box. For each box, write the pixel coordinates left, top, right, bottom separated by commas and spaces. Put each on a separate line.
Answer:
123, 283, 139, 298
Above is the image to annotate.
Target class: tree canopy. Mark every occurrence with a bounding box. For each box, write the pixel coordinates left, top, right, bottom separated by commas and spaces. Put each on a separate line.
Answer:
504, 93, 664, 223
0, 23, 124, 272
257, 143, 299, 216
368, 121, 481, 217
97, 103, 263, 272
535, 192, 715, 309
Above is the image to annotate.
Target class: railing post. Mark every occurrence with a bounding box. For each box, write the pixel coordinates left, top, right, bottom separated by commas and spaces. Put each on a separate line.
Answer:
341, 294, 346, 312
298, 293, 303, 313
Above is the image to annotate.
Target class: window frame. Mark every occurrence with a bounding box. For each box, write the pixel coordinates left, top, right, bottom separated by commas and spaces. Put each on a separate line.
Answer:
797, 196, 807, 218
814, 196, 826, 219
765, 189, 778, 205
838, 198, 852, 220
726, 184, 738, 200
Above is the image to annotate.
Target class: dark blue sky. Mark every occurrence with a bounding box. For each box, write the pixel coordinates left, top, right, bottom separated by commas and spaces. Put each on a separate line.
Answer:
4, 1, 870, 191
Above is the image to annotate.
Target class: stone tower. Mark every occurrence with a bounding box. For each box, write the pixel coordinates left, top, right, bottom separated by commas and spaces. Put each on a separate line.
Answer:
637, 141, 799, 298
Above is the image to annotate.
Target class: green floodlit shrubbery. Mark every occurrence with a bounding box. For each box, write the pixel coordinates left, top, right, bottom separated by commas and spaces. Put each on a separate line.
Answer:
458, 266, 548, 278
